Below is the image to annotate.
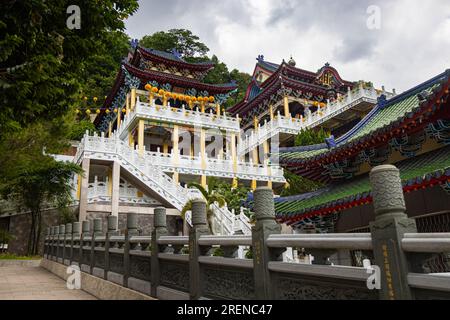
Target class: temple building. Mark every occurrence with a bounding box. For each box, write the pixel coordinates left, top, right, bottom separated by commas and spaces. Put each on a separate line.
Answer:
273, 70, 450, 235
70, 46, 286, 236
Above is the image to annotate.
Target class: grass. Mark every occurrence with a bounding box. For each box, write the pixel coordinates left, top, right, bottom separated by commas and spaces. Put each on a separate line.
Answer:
0, 253, 41, 260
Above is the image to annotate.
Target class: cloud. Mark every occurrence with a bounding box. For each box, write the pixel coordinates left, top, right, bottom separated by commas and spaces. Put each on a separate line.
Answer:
126, 0, 450, 92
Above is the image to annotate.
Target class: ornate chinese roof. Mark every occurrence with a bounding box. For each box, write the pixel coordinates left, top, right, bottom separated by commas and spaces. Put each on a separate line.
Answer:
275, 145, 450, 226
93, 46, 238, 130
229, 59, 354, 122
134, 47, 215, 72
278, 70, 450, 183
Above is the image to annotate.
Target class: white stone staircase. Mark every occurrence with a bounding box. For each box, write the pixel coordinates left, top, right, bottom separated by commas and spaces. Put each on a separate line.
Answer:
75, 133, 252, 236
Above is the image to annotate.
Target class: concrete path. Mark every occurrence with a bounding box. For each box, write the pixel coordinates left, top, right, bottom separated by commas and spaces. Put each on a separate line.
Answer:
0, 263, 96, 300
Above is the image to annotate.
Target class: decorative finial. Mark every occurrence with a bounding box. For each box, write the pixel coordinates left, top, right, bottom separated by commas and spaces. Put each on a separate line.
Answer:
171, 48, 182, 59
256, 54, 265, 62
130, 39, 139, 49
324, 62, 330, 67
288, 55, 296, 67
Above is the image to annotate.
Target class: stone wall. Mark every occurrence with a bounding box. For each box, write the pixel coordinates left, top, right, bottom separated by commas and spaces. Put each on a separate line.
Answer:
6, 208, 68, 255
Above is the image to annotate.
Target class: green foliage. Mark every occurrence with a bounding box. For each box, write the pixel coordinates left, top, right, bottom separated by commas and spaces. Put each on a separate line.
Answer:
0, 253, 41, 260
140, 29, 209, 59
212, 247, 224, 257
0, 229, 14, 244
79, 31, 131, 106
0, 0, 139, 255
245, 248, 253, 259
281, 170, 324, 197
0, 0, 139, 135
68, 120, 97, 141
213, 179, 251, 214
139, 30, 251, 109
294, 128, 330, 147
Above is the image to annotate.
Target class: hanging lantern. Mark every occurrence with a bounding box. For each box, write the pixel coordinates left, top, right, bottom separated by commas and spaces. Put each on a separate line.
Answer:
75, 109, 80, 114
122, 108, 126, 113
83, 96, 88, 101
151, 87, 158, 93
105, 109, 110, 114
209, 96, 215, 102
86, 109, 91, 115
96, 109, 100, 114
158, 89, 165, 95
113, 108, 118, 113
93, 97, 98, 102
145, 84, 152, 91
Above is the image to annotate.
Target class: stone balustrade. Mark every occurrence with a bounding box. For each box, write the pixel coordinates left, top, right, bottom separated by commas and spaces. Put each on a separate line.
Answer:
44, 164, 450, 300
117, 98, 240, 141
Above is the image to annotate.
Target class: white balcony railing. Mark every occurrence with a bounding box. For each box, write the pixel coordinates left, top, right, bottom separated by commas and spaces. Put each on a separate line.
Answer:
118, 98, 240, 140
237, 84, 394, 156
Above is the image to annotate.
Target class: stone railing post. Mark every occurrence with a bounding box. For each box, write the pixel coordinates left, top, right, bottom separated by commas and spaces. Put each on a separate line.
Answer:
189, 199, 210, 300
90, 218, 103, 274
104, 215, 118, 279
72, 222, 81, 266
59, 224, 65, 264
44, 227, 50, 259
369, 165, 416, 300
80, 220, 90, 272
65, 223, 72, 265
54, 226, 60, 262
124, 213, 138, 287
251, 187, 281, 300
151, 207, 168, 298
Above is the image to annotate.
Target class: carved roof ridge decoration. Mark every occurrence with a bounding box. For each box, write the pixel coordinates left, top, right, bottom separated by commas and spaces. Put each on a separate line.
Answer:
137, 47, 215, 72
122, 63, 237, 91
278, 69, 450, 182
229, 72, 330, 117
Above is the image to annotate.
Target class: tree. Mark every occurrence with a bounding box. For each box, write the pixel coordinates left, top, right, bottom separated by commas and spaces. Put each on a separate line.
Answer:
0, 0, 139, 254
2, 160, 82, 255
294, 127, 330, 147
181, 178, 226, 231
139, 29, 209, 59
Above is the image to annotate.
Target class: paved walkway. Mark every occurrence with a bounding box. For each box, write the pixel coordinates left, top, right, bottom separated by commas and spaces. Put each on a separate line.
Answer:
0, 263, 96, 300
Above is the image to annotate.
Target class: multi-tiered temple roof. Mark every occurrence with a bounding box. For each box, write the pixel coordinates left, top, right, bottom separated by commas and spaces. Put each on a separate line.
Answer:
229, 56, 354, 127
94, 46, 238, 131
274, 70, 450, 229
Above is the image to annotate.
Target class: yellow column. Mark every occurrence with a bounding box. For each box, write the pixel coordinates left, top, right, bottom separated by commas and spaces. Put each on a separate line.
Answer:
284, 96, 290, 117
172, 125, 179, 185
126, 93, 130, 116
108, 122, 112, 137
130, 88, 136, 111
251, 117, 259, 190
163, 142, 169, 154
269, 105, 274, 120
138, 119, 144, 156
200, 128, 207, 188
201, 102, 205, 113
76, 175, 82, 200
216, 103, 221, 116
108, 169, 112, 196
128, 129, 135, 147
117, 110, 121, 128
231, 133, 238, 189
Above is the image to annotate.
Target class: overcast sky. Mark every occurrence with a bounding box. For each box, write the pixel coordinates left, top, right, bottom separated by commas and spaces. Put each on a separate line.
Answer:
125, 0, 450, 93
